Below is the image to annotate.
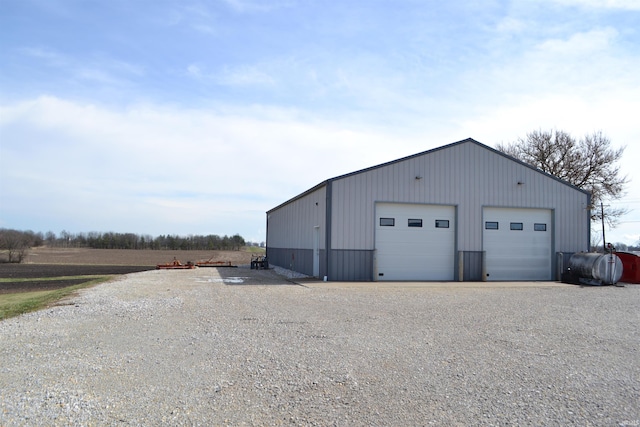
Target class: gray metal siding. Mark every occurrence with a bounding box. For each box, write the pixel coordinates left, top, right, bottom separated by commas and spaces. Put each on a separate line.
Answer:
267, 185, 326, 249
329, 250, 374, 281
330, 141, 589, 254
267, 247, 325, 277
267, 247, 371, 281
461, 251, 484, 281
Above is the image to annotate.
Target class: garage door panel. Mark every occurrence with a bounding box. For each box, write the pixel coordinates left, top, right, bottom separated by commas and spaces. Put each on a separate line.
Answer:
376, 203, 455, 281
484, 207, 552, 281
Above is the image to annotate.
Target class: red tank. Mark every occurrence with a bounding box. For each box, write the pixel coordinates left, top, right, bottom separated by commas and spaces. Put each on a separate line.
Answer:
617, 252, 640, 284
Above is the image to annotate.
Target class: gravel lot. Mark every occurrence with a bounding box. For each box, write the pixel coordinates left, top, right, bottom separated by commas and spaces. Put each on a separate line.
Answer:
1, 268, 638, 426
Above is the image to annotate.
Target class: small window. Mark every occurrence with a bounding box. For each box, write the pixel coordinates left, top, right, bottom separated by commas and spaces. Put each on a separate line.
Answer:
380, 218, 395, 227
485, 221, 499, 230
534, 223, 547, 231
510, 222, 523, 231
435, 220, 450, 228
408, 219, 423, 228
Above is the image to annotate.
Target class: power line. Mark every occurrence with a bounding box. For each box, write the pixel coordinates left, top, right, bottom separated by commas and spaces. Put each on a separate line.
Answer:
608, 200, 640, 205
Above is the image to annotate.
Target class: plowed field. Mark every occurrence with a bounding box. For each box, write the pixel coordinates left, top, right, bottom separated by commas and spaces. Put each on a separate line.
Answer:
0, 247, 259, 293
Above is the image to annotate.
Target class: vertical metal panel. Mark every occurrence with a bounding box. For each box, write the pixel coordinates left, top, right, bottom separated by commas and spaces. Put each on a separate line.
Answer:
266, 247, 323, 277
267, 185, 326, 249
330, 141, 589, 257
460, 251, 484, 282
329, 250, 374, 281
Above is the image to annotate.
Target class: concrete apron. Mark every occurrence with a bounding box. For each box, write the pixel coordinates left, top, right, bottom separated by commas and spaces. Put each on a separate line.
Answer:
297, 280, 572, 289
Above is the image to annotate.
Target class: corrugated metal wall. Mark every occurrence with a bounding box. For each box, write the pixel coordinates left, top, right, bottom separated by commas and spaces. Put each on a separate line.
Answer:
267, 185, 326, 249
330, 141, 590, 254
267, 185, 327, 277
267, 248, 325, 278
329, 250, 374, 281
461, 251, 484, 281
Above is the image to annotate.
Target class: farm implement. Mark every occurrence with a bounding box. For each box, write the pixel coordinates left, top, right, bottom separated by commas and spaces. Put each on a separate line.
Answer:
156, 258, 195, 270
250, 255, 269, 270
156, 256, 238, 269
196, 258, 237, 268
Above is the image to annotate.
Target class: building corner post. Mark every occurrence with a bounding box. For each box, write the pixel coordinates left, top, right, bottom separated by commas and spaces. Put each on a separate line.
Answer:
325, 180, 332, 281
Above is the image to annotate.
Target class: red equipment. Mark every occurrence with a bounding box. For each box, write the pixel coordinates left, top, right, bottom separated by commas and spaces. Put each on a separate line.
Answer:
617, 252, 640, 284
156, 258, 195, 270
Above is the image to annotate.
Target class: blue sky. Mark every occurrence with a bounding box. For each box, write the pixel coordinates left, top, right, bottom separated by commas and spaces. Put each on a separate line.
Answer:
1, 0, 639, 245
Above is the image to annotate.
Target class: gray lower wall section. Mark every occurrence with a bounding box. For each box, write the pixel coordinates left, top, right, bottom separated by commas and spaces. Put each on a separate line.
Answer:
269, 247, 560, 282
329, 250, 374, 281
268, 247, 372, 281
267, 247, 326, 278
460, 251, 484, 281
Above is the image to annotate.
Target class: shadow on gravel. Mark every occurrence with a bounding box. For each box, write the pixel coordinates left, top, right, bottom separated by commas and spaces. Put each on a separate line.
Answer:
215, 267, 302, 286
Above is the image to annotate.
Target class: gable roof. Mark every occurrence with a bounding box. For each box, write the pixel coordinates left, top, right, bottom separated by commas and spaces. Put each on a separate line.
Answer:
267, 137, 590, 213
329, 138, 590, 194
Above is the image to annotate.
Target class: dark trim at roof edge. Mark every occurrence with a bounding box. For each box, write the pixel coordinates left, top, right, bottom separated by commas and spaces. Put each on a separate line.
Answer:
266, 181, 329, 214
266, 137, 590, 214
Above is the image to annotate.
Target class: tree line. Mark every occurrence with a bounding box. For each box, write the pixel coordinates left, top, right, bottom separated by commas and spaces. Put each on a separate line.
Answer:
0, 228, 247, 263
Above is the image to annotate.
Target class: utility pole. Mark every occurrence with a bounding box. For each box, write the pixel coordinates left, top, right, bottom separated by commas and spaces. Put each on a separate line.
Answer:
601, 201, 606, 253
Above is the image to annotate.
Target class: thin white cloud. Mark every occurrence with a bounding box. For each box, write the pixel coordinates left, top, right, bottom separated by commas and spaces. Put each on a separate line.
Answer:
221, 0, 296, 13
158, 3, 222, 34
183, 3, 213, 18
467, 25, 635, 103
547, 0, 640, 10
535, 28, 618, 55
17, 46, 143, 86
186, 63, 203, 78
216, 65, 276, 87
75, 68, 123, 85
18, 46, 65, 62
186, 62, 279, 87
156, 3, 212, 26
192, 23, 217, 34
495, 17, 527, 34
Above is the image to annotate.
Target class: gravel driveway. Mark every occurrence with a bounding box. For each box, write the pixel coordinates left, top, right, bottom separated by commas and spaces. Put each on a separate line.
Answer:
1, 268, 638, 426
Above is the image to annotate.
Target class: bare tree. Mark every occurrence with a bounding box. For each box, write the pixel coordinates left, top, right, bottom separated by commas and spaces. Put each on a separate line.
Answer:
0, 229, 30, 263
496, 129, 628, 226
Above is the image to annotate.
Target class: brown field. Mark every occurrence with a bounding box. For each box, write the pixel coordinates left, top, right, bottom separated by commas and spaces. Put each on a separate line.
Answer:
0, 247, 260, 293
23, 246, 256, 266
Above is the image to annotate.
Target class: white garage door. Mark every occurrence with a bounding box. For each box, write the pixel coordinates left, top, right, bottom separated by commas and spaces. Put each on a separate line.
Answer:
375, 203, 456, 281
483, 207, 552, 281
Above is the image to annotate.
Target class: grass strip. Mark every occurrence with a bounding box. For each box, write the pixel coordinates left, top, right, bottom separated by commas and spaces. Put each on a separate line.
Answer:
0, 276, 113, 321
0, 275, 105, 283
245, 246, 266, 254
